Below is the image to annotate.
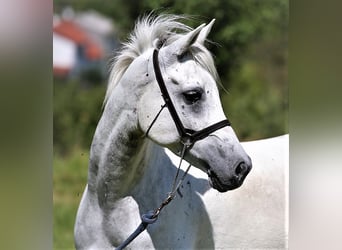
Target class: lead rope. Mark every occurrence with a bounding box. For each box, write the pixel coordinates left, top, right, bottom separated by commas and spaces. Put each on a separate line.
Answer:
115, 142, 192, 250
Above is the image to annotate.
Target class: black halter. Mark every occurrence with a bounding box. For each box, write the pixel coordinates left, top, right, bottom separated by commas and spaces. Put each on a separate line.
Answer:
115, 49, 231, 250
146, 49, 231, 146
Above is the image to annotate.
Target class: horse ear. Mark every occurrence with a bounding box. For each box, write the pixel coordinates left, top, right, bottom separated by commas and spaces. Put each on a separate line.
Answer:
165, 23, 206, 57
197, 19, 215, 45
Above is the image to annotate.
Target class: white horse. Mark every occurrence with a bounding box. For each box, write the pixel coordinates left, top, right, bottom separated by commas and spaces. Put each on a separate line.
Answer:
75, 14, 287, 249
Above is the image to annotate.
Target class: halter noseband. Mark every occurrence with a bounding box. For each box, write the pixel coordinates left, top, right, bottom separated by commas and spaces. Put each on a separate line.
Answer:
146, 49, 231, 146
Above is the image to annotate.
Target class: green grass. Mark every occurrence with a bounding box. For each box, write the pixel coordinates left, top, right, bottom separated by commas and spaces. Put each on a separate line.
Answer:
53, 149, 89, 250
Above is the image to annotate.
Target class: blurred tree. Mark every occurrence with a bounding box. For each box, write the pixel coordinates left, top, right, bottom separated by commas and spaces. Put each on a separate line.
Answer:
53, 0, 288, 147
54, 0, 288, 86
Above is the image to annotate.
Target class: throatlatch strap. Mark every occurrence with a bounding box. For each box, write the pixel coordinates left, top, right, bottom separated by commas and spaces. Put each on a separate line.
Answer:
144, 104, 167, 138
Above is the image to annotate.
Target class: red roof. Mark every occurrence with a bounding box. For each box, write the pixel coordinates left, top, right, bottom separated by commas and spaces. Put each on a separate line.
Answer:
53, 20, 103, 60
53, 66, 71, 77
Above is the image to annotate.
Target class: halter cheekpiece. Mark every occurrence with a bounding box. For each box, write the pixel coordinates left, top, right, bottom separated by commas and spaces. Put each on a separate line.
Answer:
146, 49, 231, 146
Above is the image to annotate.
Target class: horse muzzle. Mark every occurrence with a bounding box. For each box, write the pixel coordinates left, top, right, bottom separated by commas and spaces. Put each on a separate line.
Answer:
207, 159, 252, 192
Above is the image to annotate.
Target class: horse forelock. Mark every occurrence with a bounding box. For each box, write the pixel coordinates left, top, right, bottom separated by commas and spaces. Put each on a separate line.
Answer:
104, 13, 219, 104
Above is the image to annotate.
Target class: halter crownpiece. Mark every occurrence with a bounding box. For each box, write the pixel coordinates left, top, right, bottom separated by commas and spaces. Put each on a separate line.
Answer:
146, 49, 231, 147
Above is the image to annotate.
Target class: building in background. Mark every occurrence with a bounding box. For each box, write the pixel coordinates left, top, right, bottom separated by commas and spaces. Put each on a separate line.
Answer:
53, 7, 118, 81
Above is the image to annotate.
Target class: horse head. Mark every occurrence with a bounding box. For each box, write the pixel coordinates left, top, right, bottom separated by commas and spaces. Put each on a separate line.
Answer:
138, 20, 252, 192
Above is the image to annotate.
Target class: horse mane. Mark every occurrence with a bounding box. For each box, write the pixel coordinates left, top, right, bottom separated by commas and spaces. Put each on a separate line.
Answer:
105, 13, 219, 104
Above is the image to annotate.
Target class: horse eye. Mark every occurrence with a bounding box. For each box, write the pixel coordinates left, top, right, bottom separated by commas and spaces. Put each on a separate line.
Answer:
182, 89, 203, 104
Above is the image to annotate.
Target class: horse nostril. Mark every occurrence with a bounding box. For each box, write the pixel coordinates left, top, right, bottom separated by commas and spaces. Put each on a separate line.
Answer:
235, 161, 251, 178
235, 163, 244, 176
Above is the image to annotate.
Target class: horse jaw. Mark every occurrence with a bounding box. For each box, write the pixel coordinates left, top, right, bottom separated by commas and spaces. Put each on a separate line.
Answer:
179, 127, 252, 192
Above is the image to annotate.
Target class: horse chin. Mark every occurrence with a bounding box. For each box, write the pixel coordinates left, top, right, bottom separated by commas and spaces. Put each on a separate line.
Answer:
207, 169, 243, 192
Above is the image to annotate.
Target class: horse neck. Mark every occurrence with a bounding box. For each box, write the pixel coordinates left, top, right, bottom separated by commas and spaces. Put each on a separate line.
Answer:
87, 51, 165, 208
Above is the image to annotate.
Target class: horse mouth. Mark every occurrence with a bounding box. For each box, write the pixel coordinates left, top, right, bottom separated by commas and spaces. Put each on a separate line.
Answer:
207, 169, 243, 192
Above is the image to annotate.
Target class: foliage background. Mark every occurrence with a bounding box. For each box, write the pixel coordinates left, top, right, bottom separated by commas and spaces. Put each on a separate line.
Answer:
53, 1, 288, 249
